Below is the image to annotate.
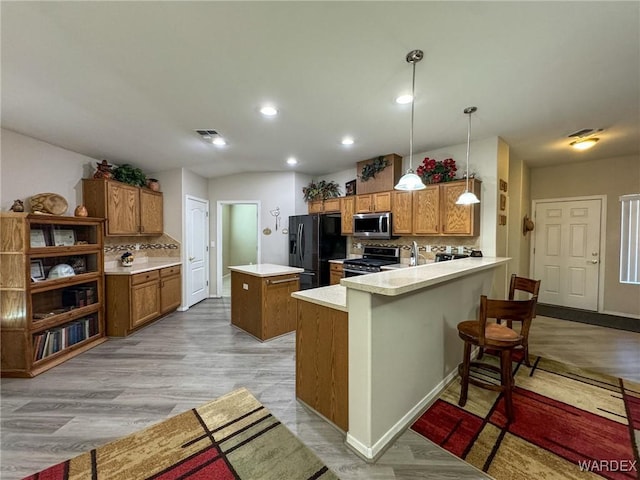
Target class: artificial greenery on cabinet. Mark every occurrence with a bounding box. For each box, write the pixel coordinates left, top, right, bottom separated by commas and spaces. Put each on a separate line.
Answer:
302, 180, 341, 202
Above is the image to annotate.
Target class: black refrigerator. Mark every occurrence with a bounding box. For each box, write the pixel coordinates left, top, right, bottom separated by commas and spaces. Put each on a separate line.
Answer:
289, 214, 346, 290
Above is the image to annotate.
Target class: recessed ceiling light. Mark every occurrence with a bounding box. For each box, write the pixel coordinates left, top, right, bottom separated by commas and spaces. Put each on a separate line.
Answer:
260, 106, 278, 117
341, 137, 354, 146
287, 157, 297, 165
212, 136, 226, 146
395, 94, 413, 104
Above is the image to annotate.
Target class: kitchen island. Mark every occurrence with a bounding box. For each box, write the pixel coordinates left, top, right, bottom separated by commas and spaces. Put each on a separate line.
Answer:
229, 264, 303, 341
293, 256, 509, 461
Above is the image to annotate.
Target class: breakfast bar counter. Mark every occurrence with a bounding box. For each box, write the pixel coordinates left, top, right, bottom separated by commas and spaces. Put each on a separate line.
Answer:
292, 256, 510, 461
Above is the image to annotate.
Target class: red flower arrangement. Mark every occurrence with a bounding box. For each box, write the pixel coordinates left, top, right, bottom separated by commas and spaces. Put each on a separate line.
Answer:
416, 157, 457, 184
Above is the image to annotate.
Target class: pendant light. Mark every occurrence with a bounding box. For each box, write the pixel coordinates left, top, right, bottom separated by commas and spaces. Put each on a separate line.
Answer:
395, 50, 426, 191
456, 106, 480, 205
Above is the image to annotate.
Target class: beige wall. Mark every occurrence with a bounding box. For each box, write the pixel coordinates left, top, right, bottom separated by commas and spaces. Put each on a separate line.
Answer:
531, 154, 640, 317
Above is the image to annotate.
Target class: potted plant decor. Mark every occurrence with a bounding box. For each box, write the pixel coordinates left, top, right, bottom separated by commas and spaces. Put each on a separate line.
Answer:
112, 164, 147, 187
302, 180, 341, 202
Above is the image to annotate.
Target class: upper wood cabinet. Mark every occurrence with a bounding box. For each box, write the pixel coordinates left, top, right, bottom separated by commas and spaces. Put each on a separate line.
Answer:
83, 179, 163, 236
413, 186, 440, 235
307, 198, 341, 215
340, 196, 355, 234
355, 192, 392, 213
440, 179, 481, 236
391, 191, 413, 235
401, 179, 481, 237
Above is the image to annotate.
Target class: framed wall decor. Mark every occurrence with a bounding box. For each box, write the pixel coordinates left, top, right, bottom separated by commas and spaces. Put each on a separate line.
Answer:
345, 179, 356, 196
500, 194, 507, 211
30, 229, 47, 248
499, 214, 507, 226
499, 179, 508, 192
30, 259, 45, 281
52, 229, 76, 246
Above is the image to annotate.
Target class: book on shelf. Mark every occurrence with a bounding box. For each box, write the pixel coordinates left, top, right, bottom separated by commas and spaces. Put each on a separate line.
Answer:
32, 315, 99, 362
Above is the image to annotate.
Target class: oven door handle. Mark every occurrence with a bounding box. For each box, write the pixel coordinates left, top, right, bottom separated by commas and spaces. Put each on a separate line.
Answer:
343, 267, 367, 275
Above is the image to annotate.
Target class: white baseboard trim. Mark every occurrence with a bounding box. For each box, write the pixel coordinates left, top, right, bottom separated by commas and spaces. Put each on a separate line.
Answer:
345, 366, 460, 461
177, 306, 188, 312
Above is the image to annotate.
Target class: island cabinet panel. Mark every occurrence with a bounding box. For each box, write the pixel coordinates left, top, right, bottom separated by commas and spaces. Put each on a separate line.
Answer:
231, 271, 299, 341
296, 300, 348, 431
413, 186, 440, 234
340, 197, 355, 234
391, 191, 413, 235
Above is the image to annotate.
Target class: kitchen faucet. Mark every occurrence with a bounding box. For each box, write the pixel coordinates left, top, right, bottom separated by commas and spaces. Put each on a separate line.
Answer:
410, 241, 418, 266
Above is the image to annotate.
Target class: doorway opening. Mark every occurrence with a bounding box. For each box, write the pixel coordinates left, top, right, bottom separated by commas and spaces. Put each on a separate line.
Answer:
217, 201, 260, 297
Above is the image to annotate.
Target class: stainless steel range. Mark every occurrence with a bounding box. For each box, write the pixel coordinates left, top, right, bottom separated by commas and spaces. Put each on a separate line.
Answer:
343, 246, 400, 277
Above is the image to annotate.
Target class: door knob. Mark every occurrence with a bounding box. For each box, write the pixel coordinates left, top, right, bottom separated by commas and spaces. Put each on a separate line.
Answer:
189, 256, 195, 261
587, 259, 598, 264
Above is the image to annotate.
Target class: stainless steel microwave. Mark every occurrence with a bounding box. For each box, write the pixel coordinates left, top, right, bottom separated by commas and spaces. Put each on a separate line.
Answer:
353, 212, 393, 239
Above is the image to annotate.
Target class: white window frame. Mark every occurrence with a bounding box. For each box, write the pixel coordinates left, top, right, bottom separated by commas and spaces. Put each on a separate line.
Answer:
619, 194, 640, 284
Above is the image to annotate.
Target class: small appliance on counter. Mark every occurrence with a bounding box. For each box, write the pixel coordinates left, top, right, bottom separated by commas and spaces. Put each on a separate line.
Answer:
434, 253, 469, 262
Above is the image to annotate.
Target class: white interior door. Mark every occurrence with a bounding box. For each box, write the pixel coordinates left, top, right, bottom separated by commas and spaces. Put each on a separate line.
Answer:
186, 196, 209, 307
532, 198, 602, 310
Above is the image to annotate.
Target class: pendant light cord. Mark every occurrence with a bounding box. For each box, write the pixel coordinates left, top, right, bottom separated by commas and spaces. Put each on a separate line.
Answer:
465, 110, 471, 191
409, 61, 416, 172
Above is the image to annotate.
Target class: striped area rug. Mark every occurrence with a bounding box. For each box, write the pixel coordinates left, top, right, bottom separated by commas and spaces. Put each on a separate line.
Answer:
24, 388, 338, 480
411, 356, 640, 480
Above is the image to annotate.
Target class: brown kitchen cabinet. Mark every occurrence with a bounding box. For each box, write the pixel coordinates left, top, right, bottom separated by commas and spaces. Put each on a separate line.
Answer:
105, 264, 181, 336
391, 191, 413, 235
340, 196, 355, 234
82, 178, 163, 236
0, 213, 106, 377
413, 186, 440, 235
230, 270, 299, 341
329, 262, 344, 285
295, 299, 348, 431
160, 265, 182, 314
355, 192, 392, 213
440, 179, 481, 236
307, 198, 341, 214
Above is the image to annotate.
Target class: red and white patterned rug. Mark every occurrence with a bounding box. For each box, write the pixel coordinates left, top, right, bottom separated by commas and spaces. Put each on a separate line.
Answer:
411, 356, 639, 480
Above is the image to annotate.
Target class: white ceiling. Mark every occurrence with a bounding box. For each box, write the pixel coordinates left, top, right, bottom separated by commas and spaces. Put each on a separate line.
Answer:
2, 2, 638, 179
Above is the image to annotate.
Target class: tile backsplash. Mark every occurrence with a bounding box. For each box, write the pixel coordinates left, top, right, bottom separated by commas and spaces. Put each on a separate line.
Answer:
348, 236, 479, 262
104, 233, 180, 263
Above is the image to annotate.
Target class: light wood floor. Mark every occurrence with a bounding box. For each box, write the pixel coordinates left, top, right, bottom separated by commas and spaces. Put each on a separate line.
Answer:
1, 299, 638, 479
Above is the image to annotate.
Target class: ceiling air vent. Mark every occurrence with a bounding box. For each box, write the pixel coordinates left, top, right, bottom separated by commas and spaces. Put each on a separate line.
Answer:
195, 129, 218, 140
567, 128, 603, 138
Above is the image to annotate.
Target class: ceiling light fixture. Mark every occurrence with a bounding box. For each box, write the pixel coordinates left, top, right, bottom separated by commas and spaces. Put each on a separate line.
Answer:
395, 94, 413, 105
212, 136, 227, 146
394, 49, 426, 191
456, 106, 481, 205
341, 137, 354, 146
570, 137, 599, 150
260, 106, 278, 117
287, 157, 297, 165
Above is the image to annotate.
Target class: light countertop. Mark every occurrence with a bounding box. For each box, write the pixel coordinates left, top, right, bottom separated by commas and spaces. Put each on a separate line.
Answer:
104, 257, 182, 275
228, 263, 304, 277
291, 285, 347, 312
341, 257, 510, 296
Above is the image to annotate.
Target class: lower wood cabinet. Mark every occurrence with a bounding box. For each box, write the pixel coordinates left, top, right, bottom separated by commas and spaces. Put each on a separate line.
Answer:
106, 265, 181, 336
231, 271, 299, 341
295, 299, 348, 431
330, 262, 344, 285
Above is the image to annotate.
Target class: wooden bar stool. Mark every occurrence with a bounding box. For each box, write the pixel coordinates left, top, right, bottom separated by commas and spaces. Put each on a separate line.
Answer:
478, 274, 541, 366
457, 295, 537, 421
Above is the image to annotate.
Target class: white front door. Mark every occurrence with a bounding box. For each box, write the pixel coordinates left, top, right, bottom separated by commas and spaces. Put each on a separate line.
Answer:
532, 198, 602, 310
186, 196, 209, 307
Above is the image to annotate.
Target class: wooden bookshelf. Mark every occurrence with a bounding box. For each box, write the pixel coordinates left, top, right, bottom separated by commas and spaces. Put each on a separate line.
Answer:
0, 213, 107, 377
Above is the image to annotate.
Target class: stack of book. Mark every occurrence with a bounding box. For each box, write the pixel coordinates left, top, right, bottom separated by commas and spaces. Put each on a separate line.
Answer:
32, 315, 99, 361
